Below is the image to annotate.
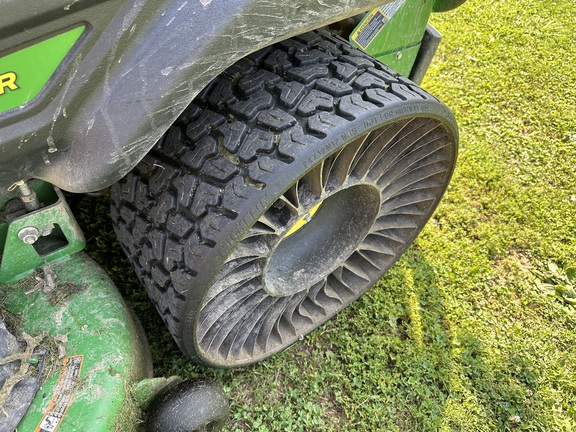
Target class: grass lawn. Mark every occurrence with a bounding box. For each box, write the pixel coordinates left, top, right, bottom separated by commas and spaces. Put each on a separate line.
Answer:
74, 0, 576, 430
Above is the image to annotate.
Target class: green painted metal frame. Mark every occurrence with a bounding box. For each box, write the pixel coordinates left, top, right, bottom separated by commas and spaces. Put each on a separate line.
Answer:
0, 181, 85, 284
349, 0, 435, 76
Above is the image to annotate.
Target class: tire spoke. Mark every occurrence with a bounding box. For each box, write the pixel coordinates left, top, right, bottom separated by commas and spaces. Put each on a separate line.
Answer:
210, 291, 267, 358
352, 119, 422, 179
256, 297, 289, 352
302, 162, 325, 198
199, 279, 261, 344
226, 294, 275, 360
374, 133, 450, 187
326, 133, 369, 187
358, 233, 397, 256
378, 190, 438, 216
280, 181, 302, 214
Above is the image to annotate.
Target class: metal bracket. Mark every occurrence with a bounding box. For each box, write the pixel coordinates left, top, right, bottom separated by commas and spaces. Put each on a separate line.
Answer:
0, 181, 85, 284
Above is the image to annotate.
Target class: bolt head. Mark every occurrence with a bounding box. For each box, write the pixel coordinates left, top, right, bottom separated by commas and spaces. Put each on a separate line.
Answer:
395, 51, 403, 60
18, 227, 39, 245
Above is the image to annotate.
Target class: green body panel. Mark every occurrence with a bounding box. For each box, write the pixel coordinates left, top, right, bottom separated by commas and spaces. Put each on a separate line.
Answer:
1, 253, 152, 431
373, 44, 421, 77
0, 182, 85, 284
349, 0, 434, 76
0, 26, 85, 114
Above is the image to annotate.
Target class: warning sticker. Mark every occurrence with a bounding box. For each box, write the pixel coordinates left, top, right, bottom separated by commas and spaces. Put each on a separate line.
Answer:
351, 9, 390, 49
35, 355, 83, 432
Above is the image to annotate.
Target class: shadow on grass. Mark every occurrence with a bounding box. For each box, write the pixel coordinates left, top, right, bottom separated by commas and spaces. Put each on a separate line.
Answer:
331, 246, 546, 431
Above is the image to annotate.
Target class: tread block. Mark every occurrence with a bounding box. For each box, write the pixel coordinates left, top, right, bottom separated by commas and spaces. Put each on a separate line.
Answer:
149, 163, 179, 196
152, 265, 171, 291
173, 173, 198, 207
119, 205, 136, 225
178, 103, 202, 124
407, 83, 437, 101
181, 135, 218, 171
329, 61, 359, 82
277, 125, 312, 159
186, 110, 226, 142
191, 182, 220, 218
149, 229, 167, 261
228, 90, 274, 120
208, 79, 238, 109
118, 173, 138, 203
353, 73, 390, 91
339, 54, 374, 70
263, 49, 293, 73
202, 157, 240, 182
184, 234, 213, 270
221, 177, 250, 210
276, 38, 308, 54
239, 69, 282, 96
307, 112, 349, 138
199, 214, 227, 244
239, 129, 274, 162
149, 191, 176, 224
218, 121, 248, 153
389, 83, 420, 101
275, 81, 307, 109
338, 94, 377, 120
363, 88, 398, 107
133, 216, 152, 244
140, 243, 155, 273
171, 269, 196, 297
247, 45, 274, 64
293, 32, 322, 47
366, 65, 399, 81
315, 78, 353, 97
316, 40, 343, 57
248, 156, 283, 183
294, 49, 334, 66
166, 213, 194, 239
160, 127, 188, 158
297, 89, 334, 116
257, 108, 297, 132
134, 181, 154, 211
286, 64, 329, 84
164, 238, 183, 272
135, 157, 158, 177
223, 57, 255, 80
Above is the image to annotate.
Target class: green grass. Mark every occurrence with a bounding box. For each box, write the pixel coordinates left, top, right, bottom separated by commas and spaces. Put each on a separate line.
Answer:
74, 0, 576, 430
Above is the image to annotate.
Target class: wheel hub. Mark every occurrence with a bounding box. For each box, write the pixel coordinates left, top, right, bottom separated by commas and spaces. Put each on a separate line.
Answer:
263, 184, 381, 298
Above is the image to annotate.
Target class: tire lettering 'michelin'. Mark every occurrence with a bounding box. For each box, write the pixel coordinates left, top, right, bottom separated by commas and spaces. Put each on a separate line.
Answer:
0, 72, 19, 95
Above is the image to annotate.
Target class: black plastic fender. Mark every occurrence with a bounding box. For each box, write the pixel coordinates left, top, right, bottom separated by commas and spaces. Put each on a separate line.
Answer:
0, 0, 386, 193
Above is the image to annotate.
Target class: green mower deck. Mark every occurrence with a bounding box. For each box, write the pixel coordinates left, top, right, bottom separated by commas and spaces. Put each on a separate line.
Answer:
1, 252, 151, 431
1, 252, 229, 431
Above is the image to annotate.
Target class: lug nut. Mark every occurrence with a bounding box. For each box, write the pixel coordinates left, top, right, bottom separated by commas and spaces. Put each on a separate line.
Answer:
18, 227, 39, 245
